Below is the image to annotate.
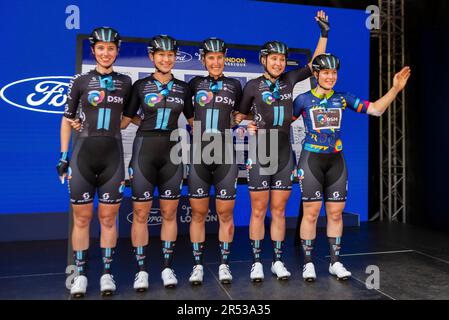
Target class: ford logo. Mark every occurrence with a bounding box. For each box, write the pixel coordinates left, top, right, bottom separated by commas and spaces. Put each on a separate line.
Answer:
126, 208, 162, 226
176, 51, 192, 63
0, 76, 72, 114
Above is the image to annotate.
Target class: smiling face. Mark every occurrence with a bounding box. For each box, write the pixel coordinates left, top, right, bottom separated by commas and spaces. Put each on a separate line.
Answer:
262, 53, 286, 78
92, 42, 118, 69
203, 52, 225, 78
150, 50, 176, 74
315, 69, 338, 90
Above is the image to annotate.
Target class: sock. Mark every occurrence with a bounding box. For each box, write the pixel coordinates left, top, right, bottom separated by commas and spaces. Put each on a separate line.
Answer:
192, 242, 205, 265
272, 240, 284, 262
73, 250, 88, 276
162, 241, 175, 269
101, 247, 115, 275
250, 239, 262, 263
328, 237, 342, 265
133, 245, 147, 272
301, 239, 315, 264
219, 242, 232, 265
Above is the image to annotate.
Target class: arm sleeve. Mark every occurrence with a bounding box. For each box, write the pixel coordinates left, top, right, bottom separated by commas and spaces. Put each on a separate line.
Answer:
293, 94, 305, 118
63, 75, 82, 119
182, 83, 194, 119
284, 66, 313, 86
233, 79, 243, 112
122, 80, 141, 118
238, 81, 254, 115
342, 92, 370, 114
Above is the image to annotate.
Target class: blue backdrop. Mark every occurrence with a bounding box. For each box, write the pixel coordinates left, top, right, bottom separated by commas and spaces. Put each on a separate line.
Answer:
0, 0, 370, 227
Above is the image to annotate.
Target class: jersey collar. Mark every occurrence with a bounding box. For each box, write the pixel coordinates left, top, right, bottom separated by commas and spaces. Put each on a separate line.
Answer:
311, 88, 335, 100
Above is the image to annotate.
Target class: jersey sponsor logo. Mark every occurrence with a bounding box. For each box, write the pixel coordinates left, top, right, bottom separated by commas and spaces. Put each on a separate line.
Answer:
195, 90, 213, 106
0, 76, 72, 114
279, 93, 292, 100
166, 96, 184, 105
262, 91, 276, 105
107, 95, 124, 104
87, 90, 105, 106
144, 93, 162, 107
176, 51, 193, 63
334, 139, 343, 152
310, 107, 342, 130
214, 95, 235, 107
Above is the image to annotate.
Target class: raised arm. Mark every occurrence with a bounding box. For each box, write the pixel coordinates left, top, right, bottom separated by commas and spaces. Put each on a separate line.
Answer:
367, 67, 411, 116
307, 10, 330, 70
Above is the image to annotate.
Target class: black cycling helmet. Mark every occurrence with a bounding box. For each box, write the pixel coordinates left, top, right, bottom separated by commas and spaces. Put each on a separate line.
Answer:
312, 53, 340, 72
200, 37, 227, 57
148, 35, 178, 53
89, 27, 121, 48
259, 41, 288, 62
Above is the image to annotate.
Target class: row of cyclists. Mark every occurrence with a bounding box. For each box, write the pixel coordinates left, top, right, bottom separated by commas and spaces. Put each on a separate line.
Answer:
58, 11, 410, 297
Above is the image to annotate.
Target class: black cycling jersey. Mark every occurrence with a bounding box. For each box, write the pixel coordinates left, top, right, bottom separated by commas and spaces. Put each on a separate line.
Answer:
189, 75, 242, 134
187, 75, 242, 200
238, 67, 312, 134
238, 66, 312, 191
123, 74, 193, 132
64, 69, 132, 139
64, 69, 131, 204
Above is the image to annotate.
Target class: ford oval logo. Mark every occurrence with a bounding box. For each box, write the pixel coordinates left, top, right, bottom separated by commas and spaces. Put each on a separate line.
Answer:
0, 76, 72, 114
176, 51, 192, 63
126, 208, 162, 226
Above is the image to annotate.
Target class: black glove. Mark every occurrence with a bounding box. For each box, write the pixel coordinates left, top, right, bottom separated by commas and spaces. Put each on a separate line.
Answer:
317, 16, 330, 38
56, 152, 69, 181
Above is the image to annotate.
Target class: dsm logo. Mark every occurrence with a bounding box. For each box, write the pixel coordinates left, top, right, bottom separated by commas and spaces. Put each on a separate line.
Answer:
0, 76, 72, 114
176, 51, 193, 63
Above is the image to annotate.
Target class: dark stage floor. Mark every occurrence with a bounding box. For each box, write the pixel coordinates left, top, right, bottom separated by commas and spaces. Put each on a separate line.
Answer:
1, 222, 449, 300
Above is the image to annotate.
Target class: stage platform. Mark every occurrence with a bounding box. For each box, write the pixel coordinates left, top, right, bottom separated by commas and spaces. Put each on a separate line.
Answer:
1, 221, 449, 300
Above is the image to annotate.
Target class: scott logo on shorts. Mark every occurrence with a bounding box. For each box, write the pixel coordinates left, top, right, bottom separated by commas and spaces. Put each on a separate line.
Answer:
275, 180, 282, 187
197, 188, 204, 195
165, 190, 172, 196
220, 190, 227, 197
102, 193, 110, 200
82, 193, 90, 200
143, 191, 151, 199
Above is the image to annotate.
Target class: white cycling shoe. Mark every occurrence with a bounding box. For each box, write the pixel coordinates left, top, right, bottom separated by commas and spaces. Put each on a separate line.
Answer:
100, 274, 116, 296
329, 262, 352, 280
302, 262, 317, 282
250, 262, 264, 282
70, 275, 88, 298
271, 261, 291, 280
218, 264, 232, 284
162, 268, 178, 288
133, 271, 149, 292
189, 265, 204, 285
